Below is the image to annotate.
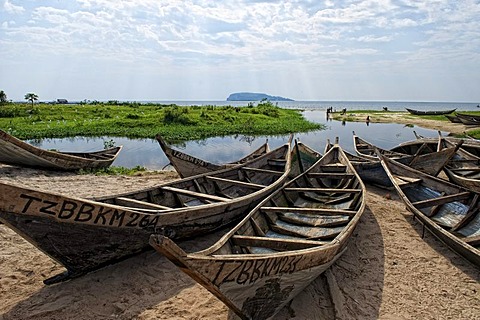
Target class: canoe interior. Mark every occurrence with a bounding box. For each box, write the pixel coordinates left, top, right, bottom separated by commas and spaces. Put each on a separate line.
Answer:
151, 145, 365, 320
380, 155, 480, 266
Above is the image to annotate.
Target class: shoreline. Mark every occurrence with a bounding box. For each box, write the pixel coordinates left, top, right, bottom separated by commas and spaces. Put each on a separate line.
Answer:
330, 111, 471, 136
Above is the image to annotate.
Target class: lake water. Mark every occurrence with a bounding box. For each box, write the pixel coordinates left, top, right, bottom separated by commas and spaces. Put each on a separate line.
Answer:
26, 100, 469, 170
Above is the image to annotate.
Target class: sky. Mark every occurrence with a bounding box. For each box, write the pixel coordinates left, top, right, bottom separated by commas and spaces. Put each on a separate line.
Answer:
1, 0, 479, 102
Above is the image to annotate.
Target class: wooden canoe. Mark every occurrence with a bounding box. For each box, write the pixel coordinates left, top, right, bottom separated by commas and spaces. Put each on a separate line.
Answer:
378, 152, 480, 267
445, 114, 462, 123
438, 137, 480, 193
353, 132, 406, 161
0, 129, 122, 170
0, 140, 292, 284
405, 108, 456, 115
150, 143, 366, 320
455, 113, 480, 126
330, 138, 459, 188
391, 131, 480, 158
289, 140, 322, 178
156, 134, 270, 178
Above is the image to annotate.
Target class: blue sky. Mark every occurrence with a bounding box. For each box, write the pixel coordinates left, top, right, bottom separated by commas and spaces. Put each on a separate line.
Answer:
1, 0, 479, 102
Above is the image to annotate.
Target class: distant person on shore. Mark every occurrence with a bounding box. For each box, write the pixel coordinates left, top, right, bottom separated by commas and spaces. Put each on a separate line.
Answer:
383, 107, 388, 111
366, 115, 370, 126
341, 108, 346, 115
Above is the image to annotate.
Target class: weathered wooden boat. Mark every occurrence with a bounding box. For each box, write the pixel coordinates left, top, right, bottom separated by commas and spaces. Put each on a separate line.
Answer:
378, 152, 480, 267
156, 134, 270, 178
445, 114, 462, 123
438, 137, 480, 193
289, 140, 322, 178
405, 108, 456, 115
455, 113, 480, 126
353, 132, 418, 161
391, 131, 480, 158
150, 143, 366, 320
334, 137, 459, 188
0, 129, 122, 170
0, 140, 292, 284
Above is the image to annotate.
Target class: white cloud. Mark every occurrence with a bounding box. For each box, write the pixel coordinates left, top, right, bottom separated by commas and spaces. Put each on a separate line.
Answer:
3, 0, 24, 14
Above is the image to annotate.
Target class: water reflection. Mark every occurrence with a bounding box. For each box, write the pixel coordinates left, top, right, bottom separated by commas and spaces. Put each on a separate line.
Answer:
26, 110, 447, 170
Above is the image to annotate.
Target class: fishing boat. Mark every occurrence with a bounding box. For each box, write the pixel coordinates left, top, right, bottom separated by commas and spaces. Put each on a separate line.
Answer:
157, 134, 270, 178
0, 140, 292, 284
405, 108, 456, 115
378, 153, 480, 267
0, 129, 122, 170
150, 143, 365, 320
391, 131, 480, 158
289, 140, 322, 178
438, 137, 480, 193
336, 137, 458, 188
445, 114, 462, 123
455, 113, 480, 126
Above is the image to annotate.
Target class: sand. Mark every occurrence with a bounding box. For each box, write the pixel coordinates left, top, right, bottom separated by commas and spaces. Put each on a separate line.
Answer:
1, 116, 479, 320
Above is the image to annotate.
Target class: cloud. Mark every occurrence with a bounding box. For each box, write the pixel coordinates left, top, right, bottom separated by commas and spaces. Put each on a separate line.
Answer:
4, 0, 24, 14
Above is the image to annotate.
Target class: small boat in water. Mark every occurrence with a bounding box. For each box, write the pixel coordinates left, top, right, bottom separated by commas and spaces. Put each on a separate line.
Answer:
378, 152, 480, 267
0, 140, 292, 284
0, 129, 122, 170
150, 143, 365, 320
156, 134, 270, 178
405, 108, 456, 115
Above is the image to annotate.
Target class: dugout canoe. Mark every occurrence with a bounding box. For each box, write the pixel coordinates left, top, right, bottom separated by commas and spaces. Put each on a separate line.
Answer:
0, 139, 293, 284
0, 129, 122, 170
150, 143, 365, 320
378, 152, 480, 267
405, 108, 456, 115
156, 134, 270, 178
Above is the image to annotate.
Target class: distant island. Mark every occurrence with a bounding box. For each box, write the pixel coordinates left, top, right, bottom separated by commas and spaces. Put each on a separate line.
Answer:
226, 92, 294, 101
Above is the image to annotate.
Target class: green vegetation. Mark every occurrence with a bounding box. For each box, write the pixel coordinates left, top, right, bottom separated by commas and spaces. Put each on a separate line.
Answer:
0, 90, 7, 105
79, 165, 148, 176
0, 100, 323, 142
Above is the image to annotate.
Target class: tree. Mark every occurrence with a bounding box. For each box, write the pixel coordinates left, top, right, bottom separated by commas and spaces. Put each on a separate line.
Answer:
25, 92, 39, 106
0, 90, 7, 105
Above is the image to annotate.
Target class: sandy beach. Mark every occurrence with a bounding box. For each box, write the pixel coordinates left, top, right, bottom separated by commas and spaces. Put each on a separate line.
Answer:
1, 118, 479, 319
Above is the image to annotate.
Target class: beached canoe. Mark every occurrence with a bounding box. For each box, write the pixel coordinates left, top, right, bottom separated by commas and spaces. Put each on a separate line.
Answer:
289, 140, 322, 178
378, 152, 480, 267
391, 131, 480, 158
438, 137, 480, 193
455, 113, 480, 126
335, 137, 459, 188
353, 132, 407, 161
0, 129, 122, 170
156, 134, 270, 178
150, 143, 366, 320
405, 108, 456, 115
0, 140, 292, 284
445, 114, 462, 123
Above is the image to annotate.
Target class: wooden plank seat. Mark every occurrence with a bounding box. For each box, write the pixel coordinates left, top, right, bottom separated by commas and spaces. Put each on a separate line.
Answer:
283, 187, 362, 193
206, 176, 264, 189
412, 192, 472, 209
449, 167, 480, 172
260, 206, 356, 217
114, 197, 172, 210
306, 172, 355, 178
231, 235, 324, 251
160, 186, 230, 202
241, 167, 284, 175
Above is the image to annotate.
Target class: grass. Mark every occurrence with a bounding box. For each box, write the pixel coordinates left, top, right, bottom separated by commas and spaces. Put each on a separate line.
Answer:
0, 101, 324, 142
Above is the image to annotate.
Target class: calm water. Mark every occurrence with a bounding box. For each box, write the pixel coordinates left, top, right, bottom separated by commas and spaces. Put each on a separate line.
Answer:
26, 101, 464, 169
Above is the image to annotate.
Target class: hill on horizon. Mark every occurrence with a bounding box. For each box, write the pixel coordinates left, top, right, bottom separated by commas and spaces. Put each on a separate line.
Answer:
226, 92, 294, 101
